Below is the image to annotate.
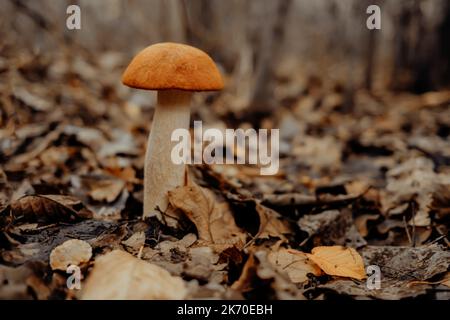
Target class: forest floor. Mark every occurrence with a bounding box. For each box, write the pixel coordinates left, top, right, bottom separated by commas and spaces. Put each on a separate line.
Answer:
0, 46, 449, 300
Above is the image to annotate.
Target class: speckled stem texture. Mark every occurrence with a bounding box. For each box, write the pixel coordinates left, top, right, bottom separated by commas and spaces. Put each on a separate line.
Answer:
143, 90, 191, 219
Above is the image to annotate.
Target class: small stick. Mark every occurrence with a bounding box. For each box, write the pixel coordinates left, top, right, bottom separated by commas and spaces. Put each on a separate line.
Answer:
403, 216, 413, 246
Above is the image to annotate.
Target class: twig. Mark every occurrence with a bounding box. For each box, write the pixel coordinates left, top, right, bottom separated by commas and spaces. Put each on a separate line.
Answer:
403, 215, 413, 246
411, 201, 416, 247
137, 245, 144, 260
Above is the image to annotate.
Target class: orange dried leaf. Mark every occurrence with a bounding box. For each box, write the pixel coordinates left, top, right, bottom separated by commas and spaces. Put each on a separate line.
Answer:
306, 246, 366, 280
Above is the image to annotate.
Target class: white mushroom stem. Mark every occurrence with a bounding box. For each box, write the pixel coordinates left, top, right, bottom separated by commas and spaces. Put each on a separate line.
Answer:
143, 89, 192, 219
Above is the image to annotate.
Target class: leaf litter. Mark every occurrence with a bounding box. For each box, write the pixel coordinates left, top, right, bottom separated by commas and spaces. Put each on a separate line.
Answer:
0, 38, 449, 301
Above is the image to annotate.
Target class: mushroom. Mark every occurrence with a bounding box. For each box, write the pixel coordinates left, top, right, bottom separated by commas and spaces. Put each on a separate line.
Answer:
122, 43, 224, 219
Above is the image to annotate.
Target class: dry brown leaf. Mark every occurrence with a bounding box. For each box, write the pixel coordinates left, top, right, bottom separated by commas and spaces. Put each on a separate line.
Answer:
306, 246, 366, 280
361, 245, 450, 281
89, 180, 125, 202
106, 166, 138, 184
50, 239, 92, 271
10, 194, 92, 223
354, 213, 379, 237
0, 265, 34, 299
231, 250, 306, 299
168, 181, 246, 251
382, 157, 450, 227
12, 126, 64, 164
231, 253, 258, 292
81, 250, 187, 300
76, 175, 126, 203
298, 209, 367, 248
255, 203, 291, 239
268, 248, 322, 283
121, 231, 146, 253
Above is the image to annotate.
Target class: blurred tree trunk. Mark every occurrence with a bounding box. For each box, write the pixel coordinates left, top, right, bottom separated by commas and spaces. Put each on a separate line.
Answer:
364, 30, 376, 91
390, 0, 450, 93
248, 0, 292, 121
361, 0, 380, 91
180, 0, 213, 48
437, 0, 450, 88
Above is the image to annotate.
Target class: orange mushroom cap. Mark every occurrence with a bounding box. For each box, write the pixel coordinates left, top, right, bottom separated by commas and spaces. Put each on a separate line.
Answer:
122, 42, 224, 91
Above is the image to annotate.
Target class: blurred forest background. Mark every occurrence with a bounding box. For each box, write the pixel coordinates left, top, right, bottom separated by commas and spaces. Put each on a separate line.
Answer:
2, 0, 450, 108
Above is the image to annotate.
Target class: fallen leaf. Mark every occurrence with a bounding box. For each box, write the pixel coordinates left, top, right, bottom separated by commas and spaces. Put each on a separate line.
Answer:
12, 126, 64, 165
183, 246, 220, 282
121, 231, 146, 253
442, 273, 450, 288
361, 245, 450, 281
231, 253, 258, 292
71, 174, 126, 203
354, 213, 379, 237
87, 177, 125, 203
315, 278, 430, 300
26, 274, 51, 300
382, 157, 450, 227
255, 203, 291, 239
168, 181, 246, 251
231, 250, 305, 299
13, 87, 52, 112
293, 136, 342, 172
268, 248, 322, 283
298, 209, 367, 248
98, 129, 139, 158
0, 265, 34, 299
81, 250, 187, 300
2, 220, 122, 266
49, 239, 92, 271
306, 246, 366, 280
10, 194, 92, 223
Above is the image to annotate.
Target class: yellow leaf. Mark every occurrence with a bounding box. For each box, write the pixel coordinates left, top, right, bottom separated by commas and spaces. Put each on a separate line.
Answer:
306, 246, 366, 280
